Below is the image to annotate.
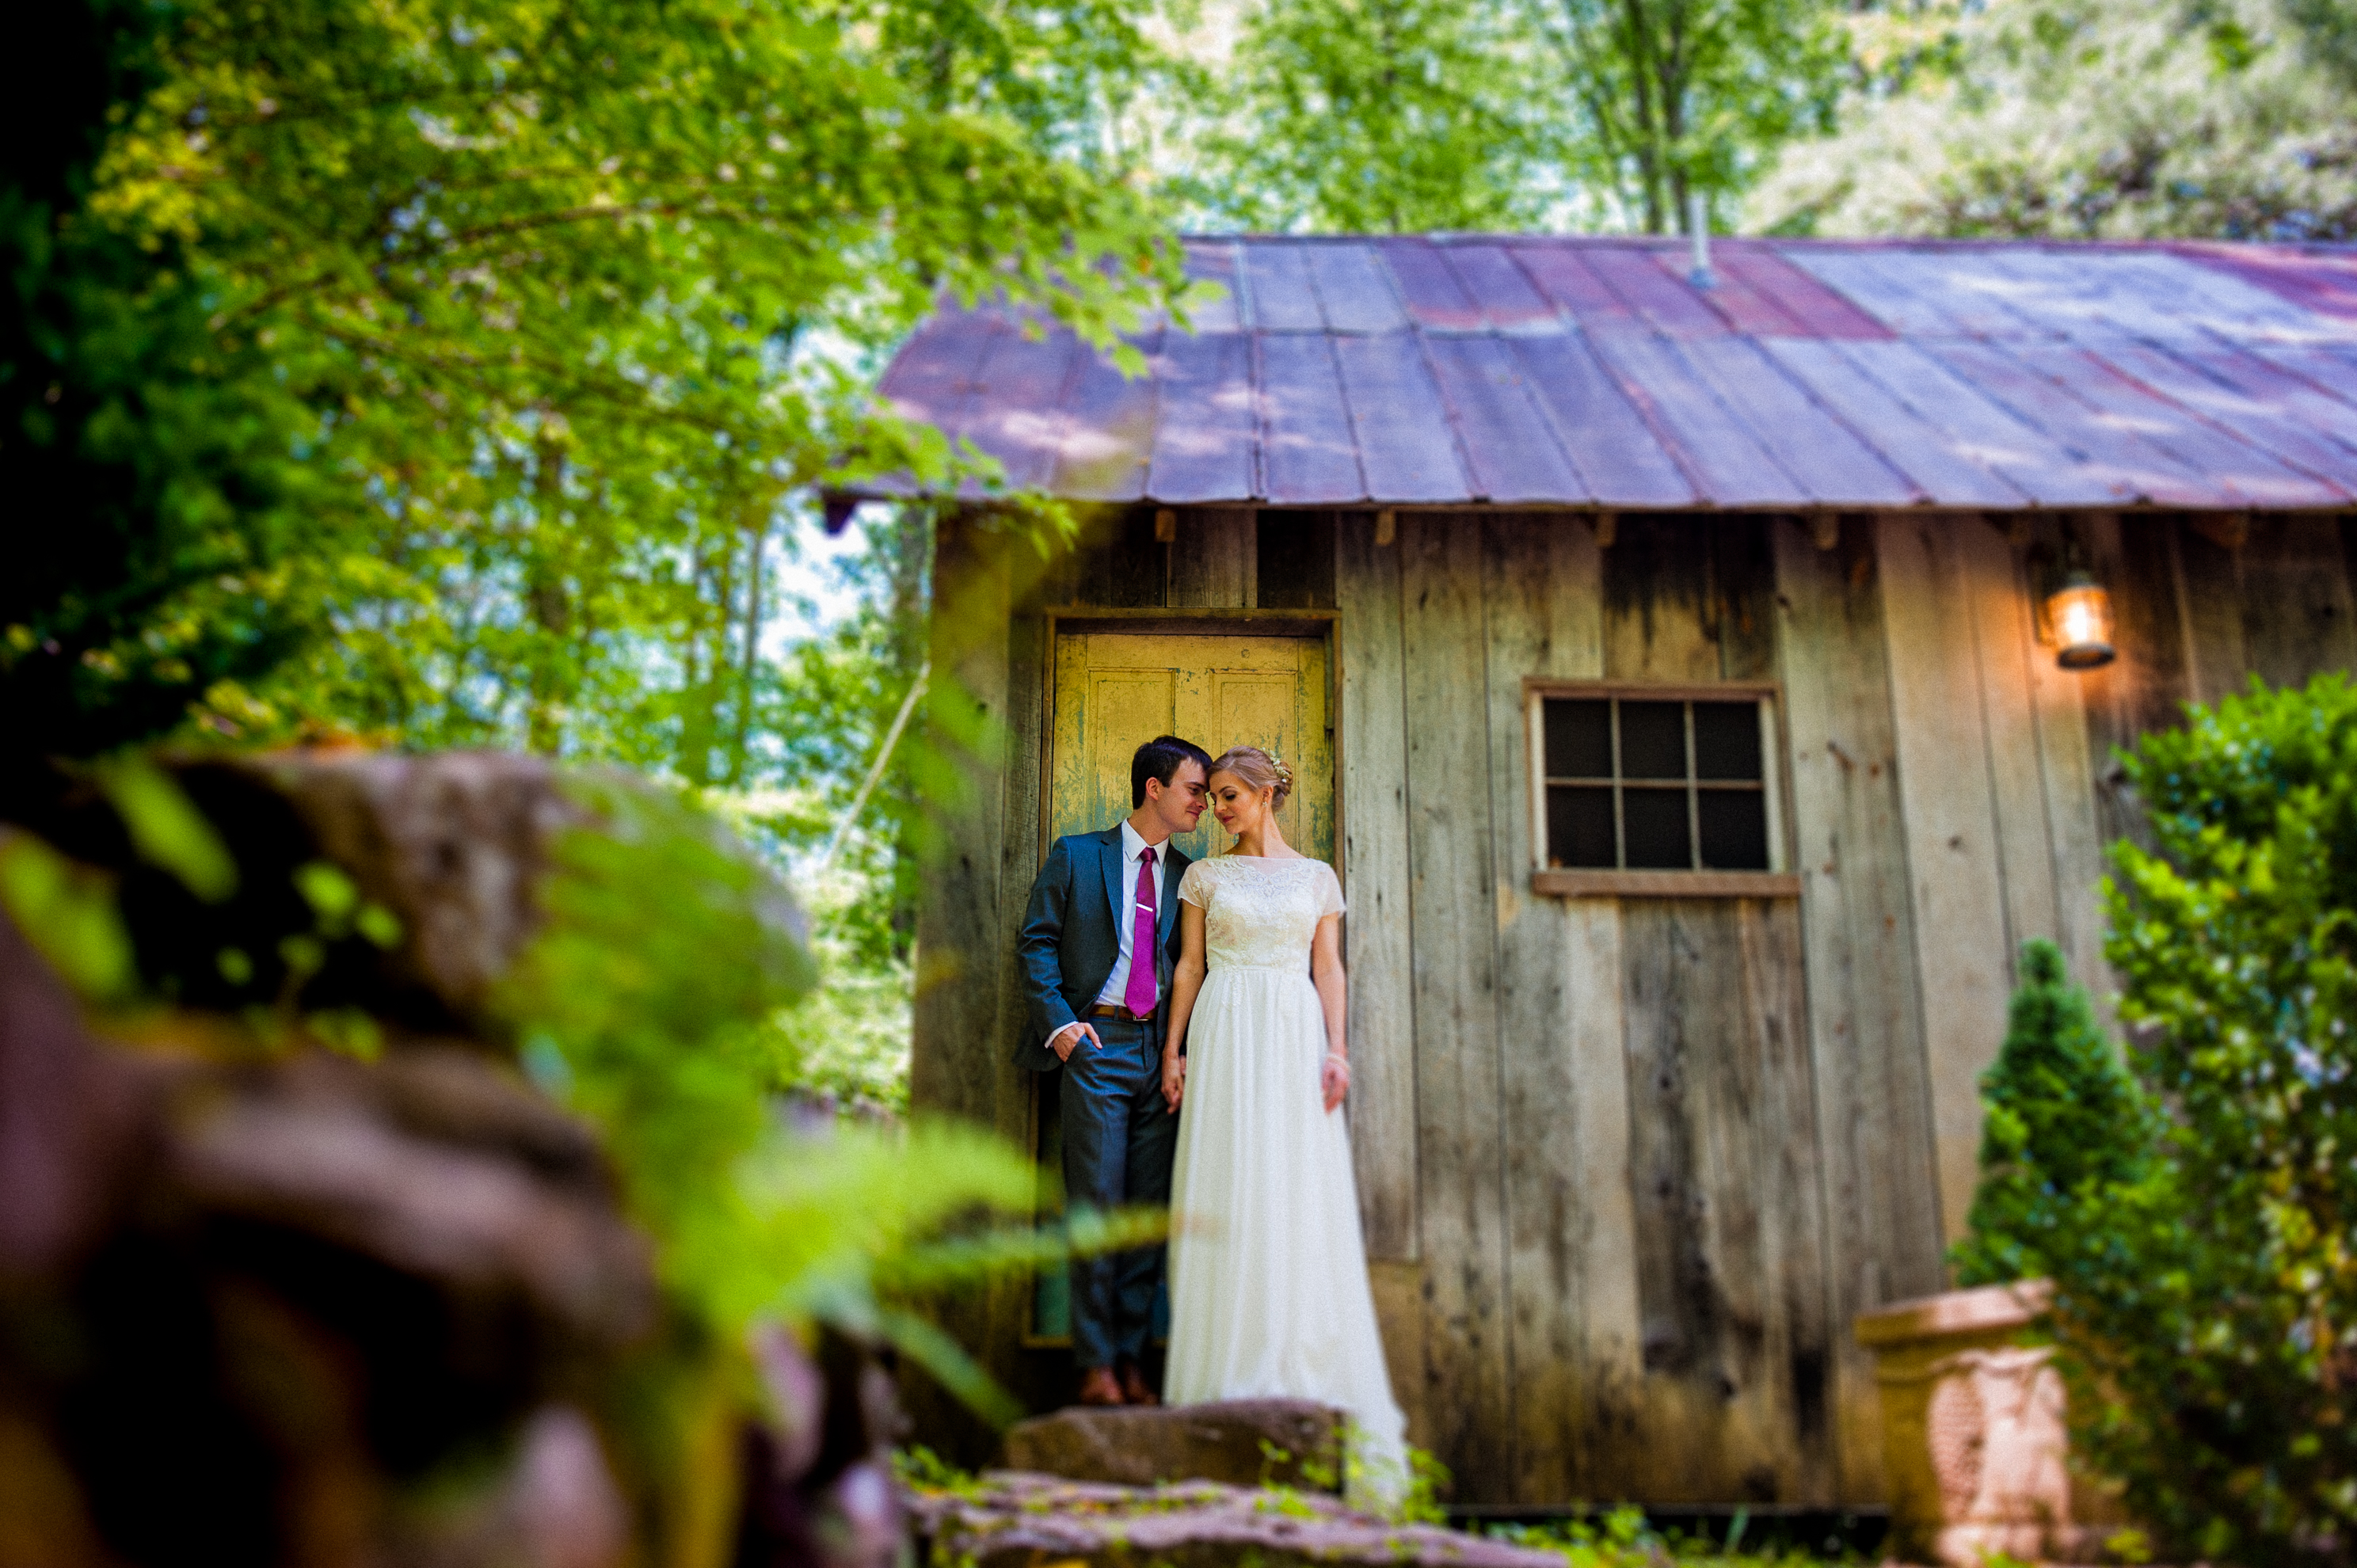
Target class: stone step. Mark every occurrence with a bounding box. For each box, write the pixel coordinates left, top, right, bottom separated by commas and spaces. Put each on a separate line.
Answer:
1000, 1399, 1346, 1490
908, 1473, 1567, 1568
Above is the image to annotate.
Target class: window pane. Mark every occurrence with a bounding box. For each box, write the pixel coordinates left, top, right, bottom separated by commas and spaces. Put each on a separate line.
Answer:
1693, 702, 1763, 781
1547, 785, 1616, 868
1544, 698, 1613, 778
1618, 701, 1686, 780
1698, 790, 1770, 870
1622, 787, 1693, 869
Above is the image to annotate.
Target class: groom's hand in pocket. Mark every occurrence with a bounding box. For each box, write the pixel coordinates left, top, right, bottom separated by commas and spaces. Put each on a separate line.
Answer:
1051, 1022, 1099, 1062
1160, 1050, 1185, 1112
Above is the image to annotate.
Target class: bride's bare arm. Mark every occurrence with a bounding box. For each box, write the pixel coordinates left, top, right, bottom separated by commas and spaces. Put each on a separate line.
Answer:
1311, 915, 1348, 1113
1160, 901, 1207, 1111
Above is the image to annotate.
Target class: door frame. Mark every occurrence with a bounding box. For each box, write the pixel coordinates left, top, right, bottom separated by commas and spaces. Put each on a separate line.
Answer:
1022, 606, 1343, 1349
1034, 607, 1344, 877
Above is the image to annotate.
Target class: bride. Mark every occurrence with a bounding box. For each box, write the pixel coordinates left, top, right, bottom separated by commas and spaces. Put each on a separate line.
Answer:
1157, 744, 1408, 1505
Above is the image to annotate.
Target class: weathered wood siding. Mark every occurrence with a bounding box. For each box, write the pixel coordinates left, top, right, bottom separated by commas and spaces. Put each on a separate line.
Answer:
911, 505, 2357, 1503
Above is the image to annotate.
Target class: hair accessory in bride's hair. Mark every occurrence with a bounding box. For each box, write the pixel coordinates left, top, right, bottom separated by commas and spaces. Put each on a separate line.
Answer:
1265, 750, 1294, 788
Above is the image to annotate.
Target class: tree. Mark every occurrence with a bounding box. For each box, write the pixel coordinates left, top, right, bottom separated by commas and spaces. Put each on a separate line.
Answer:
1951, 938, 2148, 1289
0, 0, 322, 760
49, 0, 1185, 778
1533, 0, 1847, 232
1176, 0, 1565, 232
1750, 0, 2357, 239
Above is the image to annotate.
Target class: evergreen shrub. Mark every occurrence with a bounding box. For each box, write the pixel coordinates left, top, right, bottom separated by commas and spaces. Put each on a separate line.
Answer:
1959, 673, 2357, 1566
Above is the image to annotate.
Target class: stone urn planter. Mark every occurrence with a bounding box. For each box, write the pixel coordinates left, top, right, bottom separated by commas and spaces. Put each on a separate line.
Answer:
1856, 1281, 2119, 1566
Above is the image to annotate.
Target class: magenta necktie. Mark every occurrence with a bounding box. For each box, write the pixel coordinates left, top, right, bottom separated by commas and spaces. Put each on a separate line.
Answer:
1124, 847, 1159, 1017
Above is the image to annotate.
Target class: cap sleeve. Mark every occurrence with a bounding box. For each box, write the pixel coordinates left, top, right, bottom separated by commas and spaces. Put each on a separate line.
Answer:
1178, 858, 1211, 908
1319, 862, 1346, 919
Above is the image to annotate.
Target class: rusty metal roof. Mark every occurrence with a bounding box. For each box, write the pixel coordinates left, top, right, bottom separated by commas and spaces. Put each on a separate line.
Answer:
870, 237, 2357, 512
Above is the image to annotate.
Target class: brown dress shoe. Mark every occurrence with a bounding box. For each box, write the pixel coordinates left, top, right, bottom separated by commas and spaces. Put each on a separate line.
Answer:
1116, 1362, 1160, 1407
1076, 1365, 1125, 1406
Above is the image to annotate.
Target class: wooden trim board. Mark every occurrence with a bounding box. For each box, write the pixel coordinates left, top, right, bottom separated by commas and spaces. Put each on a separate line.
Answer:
1533, 870, 1802, 898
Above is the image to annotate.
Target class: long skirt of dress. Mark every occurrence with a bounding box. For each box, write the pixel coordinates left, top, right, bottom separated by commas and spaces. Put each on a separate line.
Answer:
1164, 963, 1408, 1507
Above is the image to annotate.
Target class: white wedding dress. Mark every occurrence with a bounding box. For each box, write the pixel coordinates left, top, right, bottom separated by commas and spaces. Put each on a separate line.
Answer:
1164, 854, 1408, 1506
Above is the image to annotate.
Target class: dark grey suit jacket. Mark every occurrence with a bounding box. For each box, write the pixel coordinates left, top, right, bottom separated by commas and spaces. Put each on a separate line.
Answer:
1014, 825, 1190, 1073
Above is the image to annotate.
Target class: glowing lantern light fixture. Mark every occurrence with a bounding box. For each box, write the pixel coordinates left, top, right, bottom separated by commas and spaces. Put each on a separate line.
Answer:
2046, 570, 2116, 671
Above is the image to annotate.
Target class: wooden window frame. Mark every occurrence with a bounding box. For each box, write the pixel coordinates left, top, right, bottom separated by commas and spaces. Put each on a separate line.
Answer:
1523, 678, 1799, 899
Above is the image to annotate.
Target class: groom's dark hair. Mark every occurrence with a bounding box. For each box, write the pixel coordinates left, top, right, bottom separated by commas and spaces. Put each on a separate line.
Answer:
1132, 735, 1213, 808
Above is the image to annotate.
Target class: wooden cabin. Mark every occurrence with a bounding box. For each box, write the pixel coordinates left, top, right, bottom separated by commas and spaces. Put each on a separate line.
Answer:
872, 235, 2357, 1509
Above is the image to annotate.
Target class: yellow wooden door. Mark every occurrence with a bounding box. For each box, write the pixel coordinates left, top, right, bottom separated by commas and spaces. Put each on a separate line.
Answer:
1030, 629, 1333, 1345
1046, 631, 1334, 862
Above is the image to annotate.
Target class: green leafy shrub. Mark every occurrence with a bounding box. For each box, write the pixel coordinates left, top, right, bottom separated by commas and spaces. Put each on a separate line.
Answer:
1978, 673, 2357, 1566
1951, 937, 2149, 1288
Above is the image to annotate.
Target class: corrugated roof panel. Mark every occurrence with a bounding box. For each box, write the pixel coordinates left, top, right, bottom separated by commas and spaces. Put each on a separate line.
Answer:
1441, 244, 1559, 333
1258, 333, 1366, 504
1304, 244, 1407, 333
961, 327, 1081, 491
1333, 333, 1472, 501
1510, 243, 1635, 329
1734, 246, 1894, 340
1383, 239, 1485, 332
1049, 333, 1158, 501
1144, 330, 1257, 503
1241, 242, 1324, 332
1581, 245, 1730, 338
1588, 332, 1810, 506
1833, 340, 2123, 507
1510, 334, 1696, 508
866, 236, 2357, 512
2093, 342, 2357, 497
1783, 249, 1958, 338
2014, 342, 2347, 508
1932, 341, 2226, 508
1423, 336, 1589, 502
878, 309, 1000, 432
1761, 340, 2028, 508
1182, 240, 1243, 333
2205, 343, 2357, 455
1680, 337, 1921, 505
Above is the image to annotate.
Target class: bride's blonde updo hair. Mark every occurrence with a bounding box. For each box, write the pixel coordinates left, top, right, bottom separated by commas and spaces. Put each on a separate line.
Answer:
1209, 745, 1293, 810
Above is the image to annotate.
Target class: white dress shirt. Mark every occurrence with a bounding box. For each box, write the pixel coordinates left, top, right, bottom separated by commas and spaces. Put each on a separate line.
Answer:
1047, 820, 1169, 1051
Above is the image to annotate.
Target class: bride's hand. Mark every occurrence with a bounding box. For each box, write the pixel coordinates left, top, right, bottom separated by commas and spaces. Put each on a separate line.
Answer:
1321, 1052, 1349, 1113
1160, 1050, 1186, 1112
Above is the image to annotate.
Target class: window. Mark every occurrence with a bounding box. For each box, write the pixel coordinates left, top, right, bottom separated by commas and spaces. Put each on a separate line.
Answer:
1527, 683, 1794, 896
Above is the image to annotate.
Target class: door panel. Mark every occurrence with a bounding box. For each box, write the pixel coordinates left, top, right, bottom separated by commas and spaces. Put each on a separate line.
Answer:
1031, 628, 1334, 1343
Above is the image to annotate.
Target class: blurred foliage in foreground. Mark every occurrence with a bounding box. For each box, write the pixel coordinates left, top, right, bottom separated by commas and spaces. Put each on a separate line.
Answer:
1753, 0, 2357, 238
1953, 673, 2357, 1566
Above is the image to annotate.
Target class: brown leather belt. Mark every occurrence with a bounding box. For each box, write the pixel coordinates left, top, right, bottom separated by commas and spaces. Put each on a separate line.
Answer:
1088, 1003, 1151, 1022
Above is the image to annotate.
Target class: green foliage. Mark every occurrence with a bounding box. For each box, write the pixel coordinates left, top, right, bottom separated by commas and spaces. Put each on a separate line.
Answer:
1533, 0, 1849, 233
0, 831, 135, 1000
1177, 0, 1563, 231
1, 0, 322, 758
1487, 1504, 1857, 1568
1974, 674, 2357, 1565
1951, 938, 2148, 1288
1753, 0, 2357, 239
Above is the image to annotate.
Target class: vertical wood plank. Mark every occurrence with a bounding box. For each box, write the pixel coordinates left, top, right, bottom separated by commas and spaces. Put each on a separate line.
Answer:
2172, 522, 2250, 706
1258, 510, 1339, 609
1482, 516, 1645, 1505
1771, 517, 1944, 1503
1168, 508, 1258, 607
1952, 519, 2065, 981
908, 512, 1017, 1457
2240, 514, 2357, 691
1399, 513, 1513, 1501
1876, 515, 2016, 1247
2078, 514, 2191, 856
1338, 515, 1419, 1265
1604, 518, 1726, 682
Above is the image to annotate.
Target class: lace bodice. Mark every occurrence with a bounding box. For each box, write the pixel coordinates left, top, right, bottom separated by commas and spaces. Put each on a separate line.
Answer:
1177, 855, 1345, 972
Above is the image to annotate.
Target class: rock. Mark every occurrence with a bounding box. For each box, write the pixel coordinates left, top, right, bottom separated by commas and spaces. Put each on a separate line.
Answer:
908, 1471, 1561, 1568
1001, 1399, 1344, 1490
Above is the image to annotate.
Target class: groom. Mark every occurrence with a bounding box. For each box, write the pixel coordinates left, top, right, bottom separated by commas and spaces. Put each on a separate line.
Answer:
1018, 734, 1212, 1407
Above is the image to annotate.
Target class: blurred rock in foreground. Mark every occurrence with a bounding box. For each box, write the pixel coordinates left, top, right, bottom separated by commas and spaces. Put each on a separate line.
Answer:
1002, 1399, 1343, 1491
0, 751, 886, 1568
909, 1472, 1565, 1568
